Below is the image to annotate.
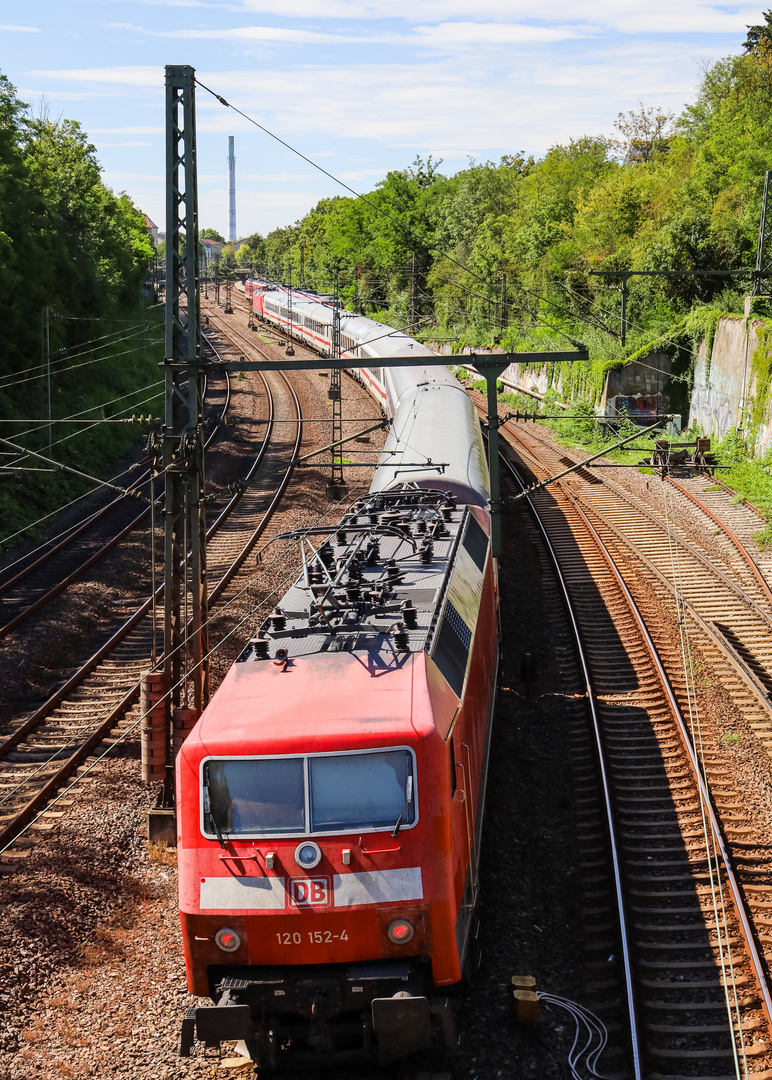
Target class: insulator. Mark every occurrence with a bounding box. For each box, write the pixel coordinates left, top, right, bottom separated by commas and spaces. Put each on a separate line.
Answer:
386, 559, 400, 581
270, 607, 286, 631
309, 569, 324, 585
318, 542, 334, 567
420, 541, 434, 564
348, 557, 362, 579
336, 528, 347, 544
346, 584, 361, 602
401, 600, 418, 629
392, 622, 409, 652
366, 541, 380, 566
380, 510, 401, 529
414, 518, 427, 535
251, 632, 269, 659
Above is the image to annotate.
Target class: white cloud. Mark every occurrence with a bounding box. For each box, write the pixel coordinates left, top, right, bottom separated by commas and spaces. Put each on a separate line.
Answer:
168, 25, 375, 44
413, 21, 592, 46
0, 24, 41, 32
234, 0, 757, 28
25, 66, 161, 88
90, 126, 165, 134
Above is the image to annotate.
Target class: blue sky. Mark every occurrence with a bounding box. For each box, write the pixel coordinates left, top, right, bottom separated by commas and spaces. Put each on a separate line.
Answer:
0, 1, 763, 239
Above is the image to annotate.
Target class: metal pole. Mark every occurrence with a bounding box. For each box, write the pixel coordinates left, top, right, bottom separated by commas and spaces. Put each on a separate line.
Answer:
621, 273, 629, 347
755, 171, 771, 296
482, 363, 508, 559
164, 64, 208, 737
327, 271, 347, 499
41, 306, 51, 456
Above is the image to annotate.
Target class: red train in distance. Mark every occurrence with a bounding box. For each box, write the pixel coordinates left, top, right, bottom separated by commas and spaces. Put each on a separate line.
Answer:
177, 292, 498, 1069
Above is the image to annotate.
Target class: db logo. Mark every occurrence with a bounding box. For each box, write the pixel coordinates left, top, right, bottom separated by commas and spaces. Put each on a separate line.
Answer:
290, 877, 329, 906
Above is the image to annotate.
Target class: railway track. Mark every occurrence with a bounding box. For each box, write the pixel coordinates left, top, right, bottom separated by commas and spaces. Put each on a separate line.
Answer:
503, 420, 772, 754
492, 410, 772, 1071
494, 417, 772, 1076
0, 336, 301, 865
0, 351, 230, 640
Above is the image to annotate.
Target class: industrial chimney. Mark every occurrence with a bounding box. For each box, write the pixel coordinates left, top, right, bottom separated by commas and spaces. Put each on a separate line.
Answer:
228, 136, 236, 242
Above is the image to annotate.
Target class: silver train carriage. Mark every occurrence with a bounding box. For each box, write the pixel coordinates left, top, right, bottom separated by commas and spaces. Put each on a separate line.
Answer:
251, 281, 489, 509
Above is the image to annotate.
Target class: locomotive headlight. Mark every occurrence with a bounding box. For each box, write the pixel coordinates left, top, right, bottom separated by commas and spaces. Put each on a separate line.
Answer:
214, 927, 241, 952
295, 841, 322, 869
387, 919, 414, 944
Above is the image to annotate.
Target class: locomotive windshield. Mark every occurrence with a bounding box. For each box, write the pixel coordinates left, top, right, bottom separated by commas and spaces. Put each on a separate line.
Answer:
202, 748, 416, 839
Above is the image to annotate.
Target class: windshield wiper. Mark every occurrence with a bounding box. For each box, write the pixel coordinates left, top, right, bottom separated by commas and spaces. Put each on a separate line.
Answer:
391, 774, 413, 837
203, 769, 227, 849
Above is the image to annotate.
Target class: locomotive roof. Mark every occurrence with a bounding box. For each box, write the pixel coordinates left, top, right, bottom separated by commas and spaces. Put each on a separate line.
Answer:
240, 487, 468, 666
190, 649, 431, 754
187, 488, 485, 753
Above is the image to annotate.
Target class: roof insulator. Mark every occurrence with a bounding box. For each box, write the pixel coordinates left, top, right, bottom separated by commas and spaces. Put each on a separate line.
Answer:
393, 622, 409, 652
270, 607, 286, 631
401, 600, 418, 629
252, 632, 270, 659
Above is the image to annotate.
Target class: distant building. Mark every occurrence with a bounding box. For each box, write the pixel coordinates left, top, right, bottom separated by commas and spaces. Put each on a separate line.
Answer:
144, 214, 161, 246
201, 237, 225, 267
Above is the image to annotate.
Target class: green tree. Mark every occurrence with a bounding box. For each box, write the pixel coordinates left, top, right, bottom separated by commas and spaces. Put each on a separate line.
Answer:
744, 10, 772, 53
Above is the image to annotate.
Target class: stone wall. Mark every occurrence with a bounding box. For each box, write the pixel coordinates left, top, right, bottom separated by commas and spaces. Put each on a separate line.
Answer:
689, 317, 765, 446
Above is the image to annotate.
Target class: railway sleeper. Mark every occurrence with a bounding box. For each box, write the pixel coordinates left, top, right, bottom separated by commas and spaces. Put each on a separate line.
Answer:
643, 994, 757, 1006
648, 1045, 764, 1058
648, 1020, 762, 1034
638, 958, 743, 969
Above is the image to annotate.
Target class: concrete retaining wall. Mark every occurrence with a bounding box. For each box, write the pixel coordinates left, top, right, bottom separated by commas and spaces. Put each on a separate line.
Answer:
689, 317, 766, 447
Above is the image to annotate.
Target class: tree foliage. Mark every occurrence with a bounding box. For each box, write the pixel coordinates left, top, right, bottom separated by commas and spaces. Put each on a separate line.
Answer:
0, 72, 153, 378
245, 41, 772, 391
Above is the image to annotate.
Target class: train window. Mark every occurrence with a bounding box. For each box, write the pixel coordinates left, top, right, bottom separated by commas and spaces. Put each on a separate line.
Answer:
200, 748, 416, 839
433, 601, 472, 698
462, 515, 488, 573
203, 758, 305, 837
309, 750, 414, 832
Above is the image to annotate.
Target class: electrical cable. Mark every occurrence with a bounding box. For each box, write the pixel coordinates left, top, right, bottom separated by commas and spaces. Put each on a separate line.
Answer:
5, 334, 163, 391
656, 473, 748, 1077
0, 325, 155, 390
537, 993, 610, 1079
0, 480, 371, 823
197, 78, 587, 352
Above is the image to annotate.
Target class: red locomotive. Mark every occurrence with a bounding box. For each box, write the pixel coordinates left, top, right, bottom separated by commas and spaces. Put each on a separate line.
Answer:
177, 298, 497, 1068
